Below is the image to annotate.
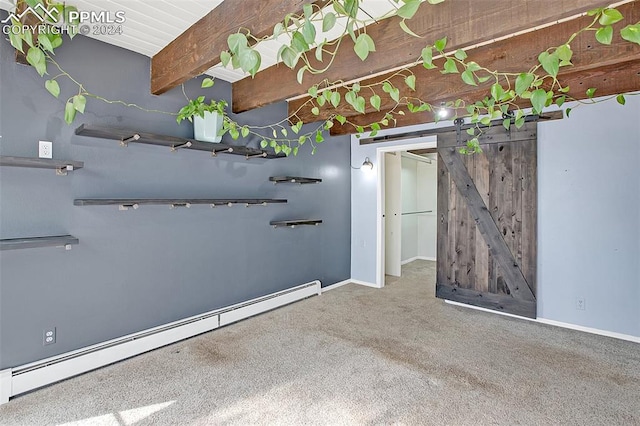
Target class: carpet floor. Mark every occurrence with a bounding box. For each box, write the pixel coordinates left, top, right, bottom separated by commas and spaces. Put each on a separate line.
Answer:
1, 260, 638, 425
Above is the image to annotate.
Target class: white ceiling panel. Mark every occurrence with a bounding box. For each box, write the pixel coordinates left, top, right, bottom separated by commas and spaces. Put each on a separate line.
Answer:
1, 0, 398, 84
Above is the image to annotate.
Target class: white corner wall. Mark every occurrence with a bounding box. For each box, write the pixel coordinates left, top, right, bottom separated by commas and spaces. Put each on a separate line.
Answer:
417, 160, 437, 260
401, 157, 418, 262
351, 94, 639, 338
537, 95, 640, 337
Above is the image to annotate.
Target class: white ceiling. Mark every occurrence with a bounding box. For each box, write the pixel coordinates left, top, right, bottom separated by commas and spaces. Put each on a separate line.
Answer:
1, 0, 398, 83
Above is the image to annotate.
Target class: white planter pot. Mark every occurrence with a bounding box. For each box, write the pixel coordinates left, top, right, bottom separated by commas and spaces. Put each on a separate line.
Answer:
193, 111, 223, 143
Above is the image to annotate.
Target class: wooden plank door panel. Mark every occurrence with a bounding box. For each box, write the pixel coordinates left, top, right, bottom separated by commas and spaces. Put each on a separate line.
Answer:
436, 123, 537, 318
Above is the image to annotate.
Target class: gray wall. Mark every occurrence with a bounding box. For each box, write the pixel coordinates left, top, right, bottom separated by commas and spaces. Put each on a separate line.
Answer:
0, 32, 351, 369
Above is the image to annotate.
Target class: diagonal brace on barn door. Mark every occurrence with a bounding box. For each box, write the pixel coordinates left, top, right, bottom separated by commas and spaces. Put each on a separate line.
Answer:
438, 147, 535, 302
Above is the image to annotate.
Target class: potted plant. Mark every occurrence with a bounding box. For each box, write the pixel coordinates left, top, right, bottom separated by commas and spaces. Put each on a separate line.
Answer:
177, 79, 228, 143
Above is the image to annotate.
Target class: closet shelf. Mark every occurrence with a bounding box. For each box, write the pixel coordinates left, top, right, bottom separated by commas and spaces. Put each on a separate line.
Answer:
270, 220, 322, 228
74, 198, 287, 209
75, 124, 285, 159
1, 235, 78, 251
269, 176, 322, 184
0, 156, 83, 175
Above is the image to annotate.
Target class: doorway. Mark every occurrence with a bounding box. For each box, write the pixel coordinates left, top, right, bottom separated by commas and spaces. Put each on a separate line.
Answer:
377, 138, 437, 287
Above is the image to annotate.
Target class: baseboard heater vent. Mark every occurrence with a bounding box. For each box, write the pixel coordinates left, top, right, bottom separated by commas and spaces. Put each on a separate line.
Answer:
0, 280, 321, 403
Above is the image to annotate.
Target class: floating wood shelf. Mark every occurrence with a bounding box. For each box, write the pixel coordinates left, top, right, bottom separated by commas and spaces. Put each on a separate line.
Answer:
269, 176, 322, 184
74, 198, 287, 209
1, 235, 79, 251
270, 220, 322, 228
75, 124, 285, 159
0, 156, 84, 175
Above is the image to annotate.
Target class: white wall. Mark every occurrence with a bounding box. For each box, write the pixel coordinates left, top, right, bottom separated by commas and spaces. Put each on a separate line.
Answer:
350, 94, 639, 338
401, 156, 418, 262
416, 160, 437, 260
537, 95, 640, 337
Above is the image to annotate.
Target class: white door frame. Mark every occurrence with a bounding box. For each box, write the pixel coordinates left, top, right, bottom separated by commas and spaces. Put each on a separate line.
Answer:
376, 137, 438, 287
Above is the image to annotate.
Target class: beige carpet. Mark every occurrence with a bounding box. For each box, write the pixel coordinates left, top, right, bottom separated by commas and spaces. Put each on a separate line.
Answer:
1, 260, 638, 425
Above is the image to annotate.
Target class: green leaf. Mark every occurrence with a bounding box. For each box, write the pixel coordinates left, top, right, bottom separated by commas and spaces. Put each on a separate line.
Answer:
220, 51, 231, 67
308, 86, 318, 98
296, 66, 307, 84
515, 116, 525, 128
280, 46, 298, 68
370, 94, 381, 111
316, 131, 324, 143
556, 44, 573, 62
260, 140, 268, 149
302, 19, 316, 45
599, 8, 623, 26
343, 0, 359, 18
238, 49, 261, 76
427, 0, 446, 3
330, 91, 341, 108
323, 12, 337, 32
617, 94, 626, 105
227, 33, 248, 54
64, 101, 76, 124
515, 73, 535, 95
454, 49, 467, 60
201, 77, 214, 88
490, 83, 504, 101
399, 20, 421, 38
461, 70, 476, 86
586, 87, 597, 98
421, 46, 435, 69
8, 29, 24, 53
292, 31, 309, 52
595, 25, 613, 45
73, 95, 86, 114
555, 95, 566, 108
273, 22, 284, 38
293, 146, 299, 156
441, 58, 459, 74
621, 23, 640, 45
45, 79, 60, 98
303, 3, 313, 19
26, 47, 46, 76
354, 33, 375, 61
397, 0, 421, 19
335, 115, 347, 125
316, 95, 326, 106
538, 51, 559, 77
587, 8, 603, 16
354, 96, 366, 114
503, 118, 511, 131
434, 36, 447, 52
311, 106, 320, 115
37, 33, 54, 53
405, 75, 416, 91
530, 89, 547, 113
241, 126, 250, 138
389, 87, 400, 103
466, 128, 475, 136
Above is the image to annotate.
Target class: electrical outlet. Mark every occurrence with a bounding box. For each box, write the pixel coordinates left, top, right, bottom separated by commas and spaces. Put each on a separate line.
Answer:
39, 141, 53, 159
576, 297, 586, 311
43, 327, 56, 345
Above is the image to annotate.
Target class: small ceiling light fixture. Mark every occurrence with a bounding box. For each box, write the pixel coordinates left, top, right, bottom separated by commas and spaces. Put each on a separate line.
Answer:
352, 157, 374, 171
436, 102, 450, 120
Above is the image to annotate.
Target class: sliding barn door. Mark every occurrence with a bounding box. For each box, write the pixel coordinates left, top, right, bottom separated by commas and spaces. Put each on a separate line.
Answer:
436, 122, 537, 318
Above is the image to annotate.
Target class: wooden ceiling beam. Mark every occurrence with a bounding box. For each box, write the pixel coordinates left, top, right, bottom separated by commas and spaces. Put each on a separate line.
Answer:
291, 1, 640, 125
150, 0, 327, 95
328, 58, 640, 136
232, 0, 616, 113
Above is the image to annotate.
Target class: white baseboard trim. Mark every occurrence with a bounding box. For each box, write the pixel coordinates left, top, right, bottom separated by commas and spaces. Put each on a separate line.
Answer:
3, 280, 321, 403
536, 318, 640, 344
401, 256, 436, 265
350, 279, 380, 289
321, 279, 351, 293
445, 300, 640, 343
0, 369, 11, 404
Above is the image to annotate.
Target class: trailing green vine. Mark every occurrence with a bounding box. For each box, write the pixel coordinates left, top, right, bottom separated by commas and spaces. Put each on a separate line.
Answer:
4, 0, 640, 156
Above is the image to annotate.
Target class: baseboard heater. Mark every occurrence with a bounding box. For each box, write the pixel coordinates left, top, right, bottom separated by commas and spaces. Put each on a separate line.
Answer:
0, 280, 321, 404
